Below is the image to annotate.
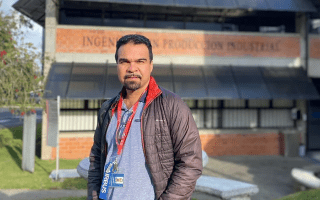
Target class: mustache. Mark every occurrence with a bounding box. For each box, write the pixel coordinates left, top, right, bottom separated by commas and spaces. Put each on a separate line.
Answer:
124, 74, 142, 79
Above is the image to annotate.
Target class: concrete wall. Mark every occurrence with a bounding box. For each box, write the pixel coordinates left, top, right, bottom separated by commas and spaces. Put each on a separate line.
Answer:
200, 130, 281, 156
296, 13, 308, 70
308, 34, 320, 77
42, 0, 58, 160
296, 100, 307, 145
51, 132, 94, 159
52, 25, 301, 68
49, 129, 283, 159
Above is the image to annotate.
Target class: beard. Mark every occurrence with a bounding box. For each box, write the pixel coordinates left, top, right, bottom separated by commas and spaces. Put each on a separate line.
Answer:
123, 74, 142, 91
124, 80, 141, 91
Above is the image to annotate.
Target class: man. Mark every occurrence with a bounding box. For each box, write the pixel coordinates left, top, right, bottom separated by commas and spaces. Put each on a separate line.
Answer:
87, 34, 202, 200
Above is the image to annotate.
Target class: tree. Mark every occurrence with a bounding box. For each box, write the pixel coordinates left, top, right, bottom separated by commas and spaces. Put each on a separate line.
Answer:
0, 0, 44, 173
0, 0, 43, 114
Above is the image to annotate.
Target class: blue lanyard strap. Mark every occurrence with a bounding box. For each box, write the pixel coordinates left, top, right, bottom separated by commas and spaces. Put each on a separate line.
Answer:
99, 161, 114, 200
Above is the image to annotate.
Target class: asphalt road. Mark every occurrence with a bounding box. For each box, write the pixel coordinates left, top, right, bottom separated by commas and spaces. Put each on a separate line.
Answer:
0, 108, 42, 129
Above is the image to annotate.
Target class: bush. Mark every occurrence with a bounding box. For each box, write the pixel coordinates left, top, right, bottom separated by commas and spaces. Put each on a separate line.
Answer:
0, 131, 12, 147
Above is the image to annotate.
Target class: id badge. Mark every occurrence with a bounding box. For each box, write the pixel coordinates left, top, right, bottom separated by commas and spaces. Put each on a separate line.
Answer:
109, 158, 124, 188
109, 173, 124, 187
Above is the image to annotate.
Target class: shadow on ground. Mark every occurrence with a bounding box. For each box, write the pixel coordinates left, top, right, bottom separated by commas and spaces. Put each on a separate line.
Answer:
0, 191, 11, 200
5, 146, 22, 169
202, 155, 316, 200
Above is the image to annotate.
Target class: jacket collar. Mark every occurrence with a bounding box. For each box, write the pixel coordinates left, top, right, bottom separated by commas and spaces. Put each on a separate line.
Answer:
111, 76, 162, 110
145, 76, 162, 107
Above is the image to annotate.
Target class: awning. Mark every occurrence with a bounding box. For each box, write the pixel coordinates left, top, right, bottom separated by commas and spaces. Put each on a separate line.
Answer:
12, 0, 45, 27
84, 0, 316, 12
44, 63, 320, 100
44, 62, 122, 99
65, 0, 317, 12
72, 0, 316, 12
13, 0, 317, 27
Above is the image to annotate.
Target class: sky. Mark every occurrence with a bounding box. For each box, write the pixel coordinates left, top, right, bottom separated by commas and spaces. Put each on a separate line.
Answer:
1, 0, 43, 69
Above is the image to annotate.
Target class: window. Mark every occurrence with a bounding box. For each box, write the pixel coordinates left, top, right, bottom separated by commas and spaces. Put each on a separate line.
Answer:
224, 99, 245, 108
260, 109, 293, 128
249, 99, 269, 108
184, 99, 295, 129
59, 1, 295, 33
222, 109, 258, 128
59, 99, 105, 132
58, 99, 295, 131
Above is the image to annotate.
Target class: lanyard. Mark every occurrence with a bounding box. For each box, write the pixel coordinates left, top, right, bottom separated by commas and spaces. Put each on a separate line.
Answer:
113, 90, 146, 155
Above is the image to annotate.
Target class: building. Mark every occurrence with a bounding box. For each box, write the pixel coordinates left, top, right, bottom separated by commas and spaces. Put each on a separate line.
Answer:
13, 0, 320, 160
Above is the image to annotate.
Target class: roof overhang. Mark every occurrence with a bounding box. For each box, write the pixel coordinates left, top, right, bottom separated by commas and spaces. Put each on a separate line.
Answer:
12, 0, 46, 27
44, 63, 320, 100
13, 0, 318, 27
67, 0, 317, 12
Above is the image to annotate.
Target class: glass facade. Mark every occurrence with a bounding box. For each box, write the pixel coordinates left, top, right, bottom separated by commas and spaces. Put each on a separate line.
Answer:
186, 99, 295, 129
59, 0, 296, 33
58, 99, 295, 131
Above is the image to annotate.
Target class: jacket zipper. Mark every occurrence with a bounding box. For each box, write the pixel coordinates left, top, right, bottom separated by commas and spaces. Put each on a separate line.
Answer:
140, 91, 162, 159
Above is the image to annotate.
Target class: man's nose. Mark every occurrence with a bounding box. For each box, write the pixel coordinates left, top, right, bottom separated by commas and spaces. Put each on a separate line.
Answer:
127, 62, 138, 72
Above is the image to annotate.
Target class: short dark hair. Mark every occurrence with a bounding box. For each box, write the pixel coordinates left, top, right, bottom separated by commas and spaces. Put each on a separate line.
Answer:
115, 34, 153, 63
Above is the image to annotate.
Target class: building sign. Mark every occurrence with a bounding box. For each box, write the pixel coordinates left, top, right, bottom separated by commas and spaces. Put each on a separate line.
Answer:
46, 99, 59, 147
56, 28, 300, 58
310, 37, 320, 59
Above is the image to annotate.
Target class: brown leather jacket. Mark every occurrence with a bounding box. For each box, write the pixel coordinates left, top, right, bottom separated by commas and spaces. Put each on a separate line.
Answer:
87, 77, 202, 200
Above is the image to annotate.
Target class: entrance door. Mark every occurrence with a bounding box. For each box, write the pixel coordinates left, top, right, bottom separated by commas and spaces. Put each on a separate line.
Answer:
307, 100, 320, 151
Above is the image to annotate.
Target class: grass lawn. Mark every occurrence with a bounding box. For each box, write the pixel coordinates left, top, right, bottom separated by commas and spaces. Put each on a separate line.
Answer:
0, 125, 87, 189
41, 198, 86, 200
277, 189, 320, 200
40, 198, 198, 200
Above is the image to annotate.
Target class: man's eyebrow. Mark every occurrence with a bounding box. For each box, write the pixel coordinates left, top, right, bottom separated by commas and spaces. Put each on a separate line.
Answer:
136, 58, 147, 61
118, 58, 149, 63
118, 58, 129, 62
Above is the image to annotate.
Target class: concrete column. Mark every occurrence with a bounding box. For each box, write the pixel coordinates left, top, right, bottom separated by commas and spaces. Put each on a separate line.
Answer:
44, 0, 58, 77
296, 12, 309, 71
22, 113, 37, 172
296, 100, 307, 145
41, 0, 58, 160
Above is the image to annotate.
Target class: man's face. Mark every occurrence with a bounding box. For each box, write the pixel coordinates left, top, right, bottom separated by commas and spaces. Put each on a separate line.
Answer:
117, 42, 153, 91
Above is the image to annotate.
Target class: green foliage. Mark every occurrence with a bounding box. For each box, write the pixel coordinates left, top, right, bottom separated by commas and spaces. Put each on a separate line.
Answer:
0, 125, 23, 148
0, 126, 86, 190
61, 178, 88, 190
40, 198, 196, 200
40, 198, 197, 200
277, 189, 320, 200
0, 0, 44, 112
41, 198, 86, 200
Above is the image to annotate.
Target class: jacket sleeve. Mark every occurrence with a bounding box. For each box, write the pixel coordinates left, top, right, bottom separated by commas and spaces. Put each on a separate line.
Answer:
87, 109, 104, 200
160, 97, 203, 200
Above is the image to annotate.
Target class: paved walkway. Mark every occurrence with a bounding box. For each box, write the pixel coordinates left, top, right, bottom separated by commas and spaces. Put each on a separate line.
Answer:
202, 155, 317, 200
0, 189, 86, 200
0, 155, 317, 200
0, 189, 214, 200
